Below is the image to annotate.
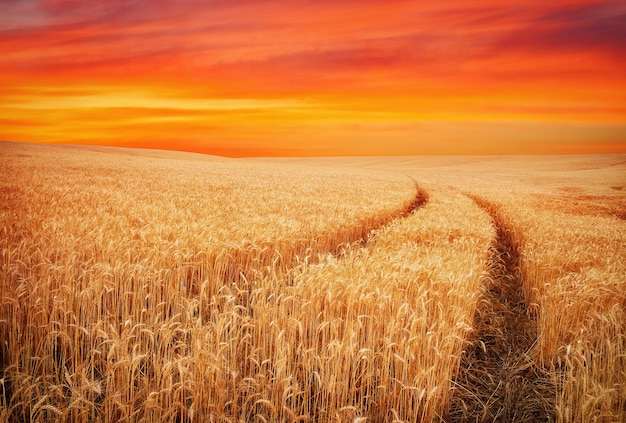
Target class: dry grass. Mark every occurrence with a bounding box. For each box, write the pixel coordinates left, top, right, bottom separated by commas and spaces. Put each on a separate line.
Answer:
277, 154, 625, 422
0, 142, 420, 422
2, 144, 624, 422
254, 187, 492, 421
365, 155, 625, 422
490, 194, 626, 422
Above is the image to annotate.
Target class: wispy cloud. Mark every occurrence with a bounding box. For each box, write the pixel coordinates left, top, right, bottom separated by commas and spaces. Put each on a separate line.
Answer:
3, 89, 308, 111
0, 0, 624, 154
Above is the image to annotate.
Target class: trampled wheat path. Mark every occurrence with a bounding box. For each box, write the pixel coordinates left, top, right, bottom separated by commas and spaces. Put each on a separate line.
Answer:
448, 196, 556, 422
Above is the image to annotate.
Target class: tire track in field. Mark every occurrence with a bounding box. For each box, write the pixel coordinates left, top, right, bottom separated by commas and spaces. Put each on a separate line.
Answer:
277, 179, 427, 281
183, 180, 428, 296
244, 179, 427, 277
448, 195, 555, 422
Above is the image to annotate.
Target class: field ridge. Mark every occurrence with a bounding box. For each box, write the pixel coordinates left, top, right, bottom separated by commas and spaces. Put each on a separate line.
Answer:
448, 195, 556, 422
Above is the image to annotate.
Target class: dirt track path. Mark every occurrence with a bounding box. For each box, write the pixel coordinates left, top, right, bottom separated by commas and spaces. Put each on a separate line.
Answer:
448, 196, 555, 422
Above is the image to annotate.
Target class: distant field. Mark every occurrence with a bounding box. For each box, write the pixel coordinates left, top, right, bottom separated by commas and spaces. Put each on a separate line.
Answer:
1, 142, 624, 422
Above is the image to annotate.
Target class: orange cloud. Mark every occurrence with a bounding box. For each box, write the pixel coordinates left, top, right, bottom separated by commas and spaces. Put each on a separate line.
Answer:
0, 0, 624, 155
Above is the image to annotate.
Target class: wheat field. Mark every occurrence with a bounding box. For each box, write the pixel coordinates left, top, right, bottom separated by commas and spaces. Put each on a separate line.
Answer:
1, 142, 625, 422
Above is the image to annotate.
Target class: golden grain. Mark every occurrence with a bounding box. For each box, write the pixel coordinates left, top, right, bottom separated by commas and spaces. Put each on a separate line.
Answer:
2, 144, 623, 422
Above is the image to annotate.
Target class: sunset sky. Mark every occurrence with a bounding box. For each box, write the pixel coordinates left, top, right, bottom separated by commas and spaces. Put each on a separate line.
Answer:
1, 0, 625, 156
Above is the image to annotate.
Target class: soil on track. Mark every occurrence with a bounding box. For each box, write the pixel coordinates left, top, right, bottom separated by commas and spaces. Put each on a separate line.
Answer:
448, 196, 555, 422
